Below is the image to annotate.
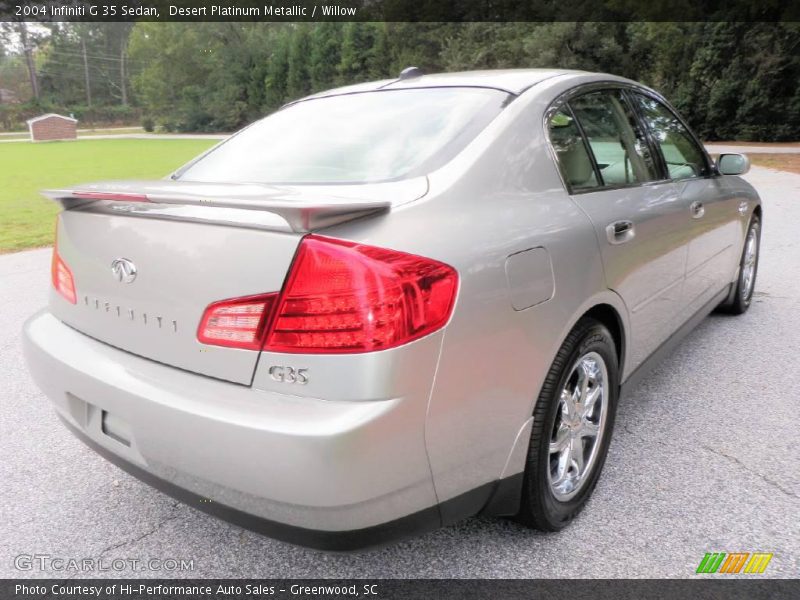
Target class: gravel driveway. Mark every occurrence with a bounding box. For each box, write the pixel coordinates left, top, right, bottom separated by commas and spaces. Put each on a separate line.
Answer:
1, 166, 798, 579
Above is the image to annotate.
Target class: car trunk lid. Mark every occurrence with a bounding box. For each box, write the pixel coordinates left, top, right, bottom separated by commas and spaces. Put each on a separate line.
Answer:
46, 178, 426, 384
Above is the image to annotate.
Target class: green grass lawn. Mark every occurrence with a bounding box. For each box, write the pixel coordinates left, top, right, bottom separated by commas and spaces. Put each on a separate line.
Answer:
0, 138, 216, 253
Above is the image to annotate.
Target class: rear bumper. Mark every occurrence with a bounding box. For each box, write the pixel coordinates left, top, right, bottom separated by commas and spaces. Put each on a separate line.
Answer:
58, 416, 442, 551
22, 310, 445, 550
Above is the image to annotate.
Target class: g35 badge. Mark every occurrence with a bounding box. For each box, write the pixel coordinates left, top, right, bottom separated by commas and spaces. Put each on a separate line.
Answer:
268, 366, 309, 385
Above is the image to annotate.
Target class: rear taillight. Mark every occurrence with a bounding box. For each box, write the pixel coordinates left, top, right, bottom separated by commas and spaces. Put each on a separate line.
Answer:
197, 293, 277, 350
51, 248, 76, 304
266, 235, 457, 353
197, 236, 458, 353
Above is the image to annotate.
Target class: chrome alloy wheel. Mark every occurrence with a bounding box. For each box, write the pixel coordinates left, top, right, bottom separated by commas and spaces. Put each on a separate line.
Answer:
742, 226, 758, 299
548, 351, 609, 501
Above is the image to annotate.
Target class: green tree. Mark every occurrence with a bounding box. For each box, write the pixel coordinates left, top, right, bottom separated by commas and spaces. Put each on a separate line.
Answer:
286, 25, 312, 101
263, 29, 290, 112
121, 22, 799, 141
385, 23, 452, 74
36, 22, 134, 109
128, 23, 218, 130
309, 22, 343, 92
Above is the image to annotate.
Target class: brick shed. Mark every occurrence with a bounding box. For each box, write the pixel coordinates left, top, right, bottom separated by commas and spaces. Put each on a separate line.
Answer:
27, 113, 78, 142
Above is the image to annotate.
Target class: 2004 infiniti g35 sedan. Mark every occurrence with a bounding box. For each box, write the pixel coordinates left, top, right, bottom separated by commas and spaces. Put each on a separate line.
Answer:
23, 69, 761, 550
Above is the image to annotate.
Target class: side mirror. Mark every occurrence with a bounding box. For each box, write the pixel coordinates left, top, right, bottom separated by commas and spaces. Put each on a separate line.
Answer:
717, 153, 750, 176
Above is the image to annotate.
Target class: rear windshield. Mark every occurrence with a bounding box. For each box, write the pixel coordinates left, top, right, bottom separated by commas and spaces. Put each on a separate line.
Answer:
176, 88, 508, 184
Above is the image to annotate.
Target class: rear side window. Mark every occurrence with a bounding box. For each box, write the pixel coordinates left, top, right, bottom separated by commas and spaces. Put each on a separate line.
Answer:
547, 107, 599, 190
177, 88, 508, 184
631, 93, 709, 179
569, 90, 660, 187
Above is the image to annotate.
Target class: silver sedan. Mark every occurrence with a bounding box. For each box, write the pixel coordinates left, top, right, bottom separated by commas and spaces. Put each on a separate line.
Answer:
23, 68, 761, 550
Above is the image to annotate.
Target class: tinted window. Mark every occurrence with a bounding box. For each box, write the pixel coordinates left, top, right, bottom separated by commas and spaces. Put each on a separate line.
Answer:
632, 93, 708, 179
178, 88, 507, 184
548, 107, 599, 190
569, 90, 659, 186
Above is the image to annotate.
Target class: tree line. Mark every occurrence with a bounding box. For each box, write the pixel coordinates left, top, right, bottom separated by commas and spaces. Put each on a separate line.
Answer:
1, 22, 798, 141
0, 21, 135, 127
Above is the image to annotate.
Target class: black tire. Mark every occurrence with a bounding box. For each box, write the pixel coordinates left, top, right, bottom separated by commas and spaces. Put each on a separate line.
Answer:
515, 318, 619, 531
719, 214, 761, 315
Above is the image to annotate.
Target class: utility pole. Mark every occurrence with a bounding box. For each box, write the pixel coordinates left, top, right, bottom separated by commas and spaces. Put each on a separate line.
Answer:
81, 37, 92, 107
18, 22, 39, 101
81, 36, 94, 130
119, 43, 127, 105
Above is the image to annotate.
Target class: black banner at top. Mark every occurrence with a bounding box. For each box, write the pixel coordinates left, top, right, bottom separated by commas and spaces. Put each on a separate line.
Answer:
2, 0, 799, 22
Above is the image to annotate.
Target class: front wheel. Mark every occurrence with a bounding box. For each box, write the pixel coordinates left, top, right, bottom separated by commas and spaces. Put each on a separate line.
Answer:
720, 214, 761, 315
515, 318, 619, 531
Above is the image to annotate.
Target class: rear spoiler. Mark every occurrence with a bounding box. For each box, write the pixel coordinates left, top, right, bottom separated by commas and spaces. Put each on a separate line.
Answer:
42, 179, 399, 233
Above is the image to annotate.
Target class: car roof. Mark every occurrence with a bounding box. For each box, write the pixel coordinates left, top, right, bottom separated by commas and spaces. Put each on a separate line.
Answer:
291, 69, 594, 104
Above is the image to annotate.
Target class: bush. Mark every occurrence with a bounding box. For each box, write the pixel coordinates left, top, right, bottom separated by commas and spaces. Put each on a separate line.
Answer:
141, 116, 155, 132
0, 102, 141, 132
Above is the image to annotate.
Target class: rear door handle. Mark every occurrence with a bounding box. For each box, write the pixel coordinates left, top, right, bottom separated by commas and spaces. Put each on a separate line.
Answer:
606, 220, 635, 245
690, 201, 705, 218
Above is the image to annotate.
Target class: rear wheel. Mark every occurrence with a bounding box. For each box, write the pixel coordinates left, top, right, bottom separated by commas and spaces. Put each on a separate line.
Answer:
515, 318, 619, 531
720, 214, 761, 315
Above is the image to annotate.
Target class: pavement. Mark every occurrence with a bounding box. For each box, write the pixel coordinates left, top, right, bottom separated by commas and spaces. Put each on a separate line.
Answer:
704, 144, 800, 154
0, 133, 228, 143
1, 166, 798, 579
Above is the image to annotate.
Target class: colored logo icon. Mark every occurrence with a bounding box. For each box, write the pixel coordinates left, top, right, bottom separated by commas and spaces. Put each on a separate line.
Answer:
696, 552, 773, 574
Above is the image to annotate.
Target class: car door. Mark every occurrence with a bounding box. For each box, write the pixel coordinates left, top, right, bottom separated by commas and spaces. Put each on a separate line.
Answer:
548, 88, 693, 377
628, 91, 741, 316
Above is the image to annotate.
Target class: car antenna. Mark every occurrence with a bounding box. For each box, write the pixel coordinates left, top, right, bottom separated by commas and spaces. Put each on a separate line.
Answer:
398, 66, 423, 80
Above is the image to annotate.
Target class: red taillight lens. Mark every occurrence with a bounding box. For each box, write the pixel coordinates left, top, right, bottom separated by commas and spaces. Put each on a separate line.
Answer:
197, 293, 277, 350
264, 235, 458, 353
197, 236, 458, 353
51, 248, 76, 304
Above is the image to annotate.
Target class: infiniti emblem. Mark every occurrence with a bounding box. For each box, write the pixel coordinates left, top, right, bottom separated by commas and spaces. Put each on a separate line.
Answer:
111, 258, 137, 283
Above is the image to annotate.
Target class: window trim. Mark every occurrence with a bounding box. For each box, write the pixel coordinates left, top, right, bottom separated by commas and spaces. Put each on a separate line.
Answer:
617, 89, 670, 181
544, 81, 717, 195
548, 102, 605, 190
624, 88, 713, 182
